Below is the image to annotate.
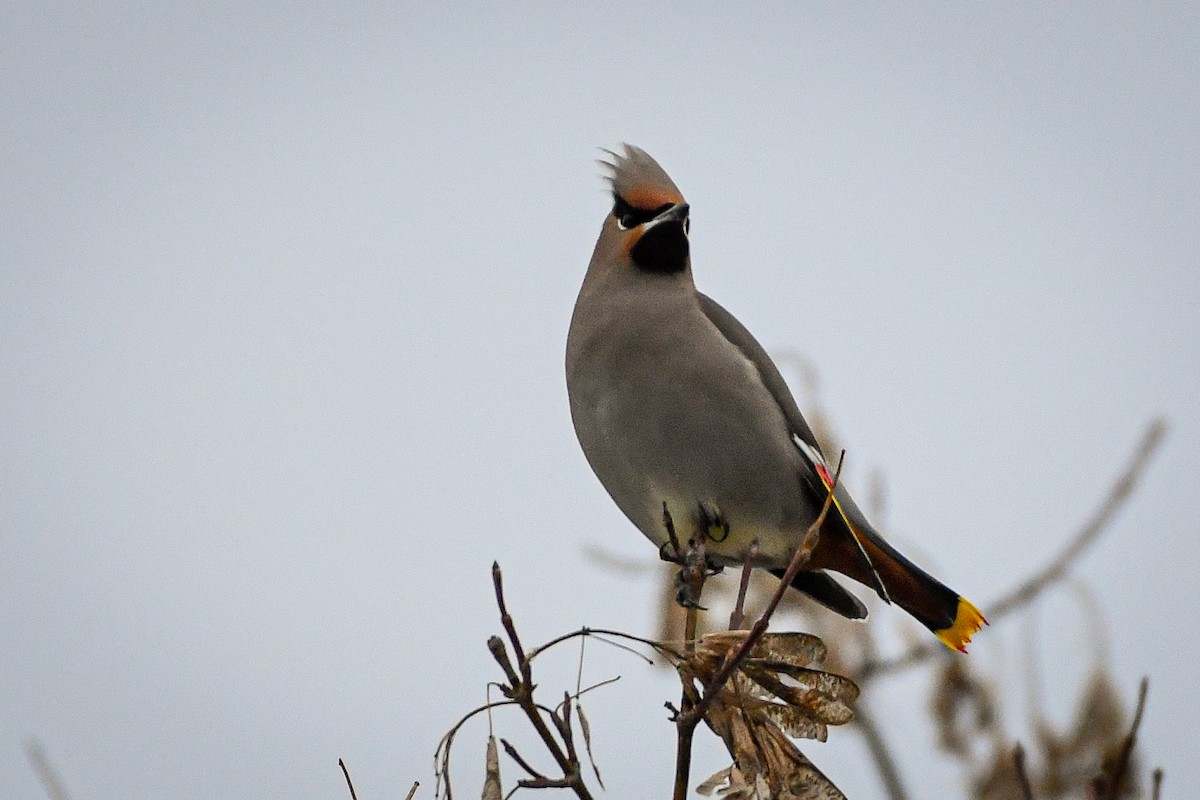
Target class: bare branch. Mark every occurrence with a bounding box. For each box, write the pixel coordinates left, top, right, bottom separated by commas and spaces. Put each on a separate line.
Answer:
24, 741, 73, 800
862, 420, 1166, 679
435, 699, 521, 800
729, 540, 759, 631
492, 562, 529, 678
500, 739, 549, 782
526, 626, 674, 664
486, 563, 595, 800
987, 422, 1166, 621
854, 700, 911, 800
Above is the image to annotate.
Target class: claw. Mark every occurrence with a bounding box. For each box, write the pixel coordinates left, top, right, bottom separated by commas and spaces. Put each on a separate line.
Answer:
673, 569, 708, 609
658, 539, 682, 564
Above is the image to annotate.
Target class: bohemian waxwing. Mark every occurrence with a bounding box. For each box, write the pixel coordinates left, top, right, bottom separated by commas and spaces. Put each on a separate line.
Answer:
565, 144, 984, 652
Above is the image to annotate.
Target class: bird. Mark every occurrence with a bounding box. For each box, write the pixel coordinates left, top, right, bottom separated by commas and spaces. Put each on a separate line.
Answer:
565, 144, 984, 652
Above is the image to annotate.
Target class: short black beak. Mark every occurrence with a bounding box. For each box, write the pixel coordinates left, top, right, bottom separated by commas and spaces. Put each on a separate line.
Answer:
646, 202, 689, 230
631, 202, 690, 275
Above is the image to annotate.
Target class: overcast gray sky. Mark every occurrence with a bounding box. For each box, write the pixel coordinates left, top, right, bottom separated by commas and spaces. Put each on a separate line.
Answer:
3, 4, 1197, 799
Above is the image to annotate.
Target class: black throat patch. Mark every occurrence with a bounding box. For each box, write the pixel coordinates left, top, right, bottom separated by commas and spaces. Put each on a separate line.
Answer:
631, 221, 689, 274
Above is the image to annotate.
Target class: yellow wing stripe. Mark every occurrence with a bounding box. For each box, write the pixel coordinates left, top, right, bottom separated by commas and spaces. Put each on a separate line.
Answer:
812, 459, 893, 605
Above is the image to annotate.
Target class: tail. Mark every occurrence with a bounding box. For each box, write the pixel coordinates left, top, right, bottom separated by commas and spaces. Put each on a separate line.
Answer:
770, 568, 868, 620
832, 520, 985, 652
808, 479, 986, 652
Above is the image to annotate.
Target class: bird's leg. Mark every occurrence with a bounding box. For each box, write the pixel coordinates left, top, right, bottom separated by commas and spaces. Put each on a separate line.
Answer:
728, 539, 759, 631
677, 534, 709, 652
662, 501, 707, 624
673, 535, 709, 611
667, 501, 732, 619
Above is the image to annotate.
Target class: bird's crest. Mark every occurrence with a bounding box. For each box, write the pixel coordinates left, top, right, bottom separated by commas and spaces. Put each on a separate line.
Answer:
598, 144, 685, 211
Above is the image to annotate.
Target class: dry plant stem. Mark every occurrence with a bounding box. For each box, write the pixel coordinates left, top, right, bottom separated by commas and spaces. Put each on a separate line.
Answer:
670, 457, 842, 800
558, 692, 580, 765
682, 535, 708, 652
436, 698, 523, 799
527, 627, 680, 663
674, 534, 710, 800
1097, 677, 1149, 800
862, 419, 1166, 680
1012, 744, 1035, 800
502, 739, 551, 783
404, 782, 419, 800
684, 600, 700, 650
729, 540, 759, 631
1151, 768, 1163, 800
338, 759, 359, 800
672, 717, 699, 800
853, 700, 911, 800
490, 563, 595, 800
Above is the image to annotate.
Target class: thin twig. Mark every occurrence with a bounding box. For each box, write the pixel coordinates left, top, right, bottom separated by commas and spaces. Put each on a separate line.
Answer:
662, 501, 683, 562
24, 741, 73, 800
1012, 743, 1035, 800
435, 698, 522, 800
404, 781, 419, 800
674, 531, 710, 800
558, 692, 578, 762
988, 423, 1166, 620
854, 699, 911, 800
492, 562, 530, 677
575, 633, 586, 696
527, 626, 680, 663
489, 563, 595, 800
683, 605, 700, 654
729, 540, 759, 630
861, 420, 1166, 680
1151, 768, 1163, 800
573, 675, 622, 698
500, 739, 549, 782
338, 759, 359, 800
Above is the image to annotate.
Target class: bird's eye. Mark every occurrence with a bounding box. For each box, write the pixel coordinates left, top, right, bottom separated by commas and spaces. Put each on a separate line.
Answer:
613, 195, 651, 231
612, 196, 679, 232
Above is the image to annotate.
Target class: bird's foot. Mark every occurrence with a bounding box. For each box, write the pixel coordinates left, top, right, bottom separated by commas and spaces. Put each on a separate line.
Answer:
661, 500, 726, 608
672, 531, 722, 610
674, 567, 707, 609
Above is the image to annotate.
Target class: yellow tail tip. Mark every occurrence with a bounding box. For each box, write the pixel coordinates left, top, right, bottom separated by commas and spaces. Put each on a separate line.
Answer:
934, 597, 987, 653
